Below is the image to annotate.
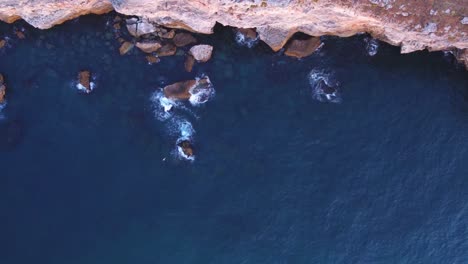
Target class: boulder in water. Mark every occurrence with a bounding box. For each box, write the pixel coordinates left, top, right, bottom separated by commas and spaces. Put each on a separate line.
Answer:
0, 39, 6, 49
284, 37, 322, 58
189, 44, 213, 62
15, 30, 25, 39
136, 41, 162, 53
119, 41, 134, 55
163, 79, 197, 100
177, 139, 194, 159
173, 32, 197, 47
157, 43, 177, 57
159, 29, 175, 39
77, 70, 93, 93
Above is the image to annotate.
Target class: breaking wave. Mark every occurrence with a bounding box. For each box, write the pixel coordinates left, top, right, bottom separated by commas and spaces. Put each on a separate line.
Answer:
235, 31, 259, 48
364, 37, 379, 56
309, 69, 342, 103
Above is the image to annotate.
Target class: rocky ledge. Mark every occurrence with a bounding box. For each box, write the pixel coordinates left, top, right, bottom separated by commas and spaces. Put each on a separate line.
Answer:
0, 0, 467, 67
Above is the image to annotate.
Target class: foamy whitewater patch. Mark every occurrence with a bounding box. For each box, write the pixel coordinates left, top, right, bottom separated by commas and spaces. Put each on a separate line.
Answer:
76, 82, 96, 93
364, 37, 379, 56
309, 69, 342, 103
0, 101, 6, 120
235, 31, 259, 48
171, 118, 195, 161
150, 90, 178, 121
189, 76, 216, 106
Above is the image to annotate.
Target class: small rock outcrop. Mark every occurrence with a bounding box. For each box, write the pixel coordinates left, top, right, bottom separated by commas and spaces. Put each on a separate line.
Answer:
184, 55, 195, 72
189, 45, 213, 63
284, 37, 322, 59
164, 79, 197, 100
119, 41, 134, 55
77, 70, 94, 93
177, 139, 194, 158
0, 39, 6, 49
135, 41, 162, 53
126, 18, 157, 37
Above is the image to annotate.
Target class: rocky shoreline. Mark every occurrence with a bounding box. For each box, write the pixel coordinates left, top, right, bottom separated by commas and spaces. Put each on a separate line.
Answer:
0, 0, 466, 68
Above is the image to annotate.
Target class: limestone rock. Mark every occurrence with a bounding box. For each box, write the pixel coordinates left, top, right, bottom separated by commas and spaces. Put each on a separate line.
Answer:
284, 37, 322, 59
173, 32, 197, 47
157, 43, 177, 57
184, 55, 195, 72
126, 18, 157, 37
189, 45, 213, 63
119, 41, 134, 55
136, 41, 162, 53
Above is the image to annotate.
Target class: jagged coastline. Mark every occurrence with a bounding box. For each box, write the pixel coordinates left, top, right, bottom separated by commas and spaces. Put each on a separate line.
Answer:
0, 0, 467, 67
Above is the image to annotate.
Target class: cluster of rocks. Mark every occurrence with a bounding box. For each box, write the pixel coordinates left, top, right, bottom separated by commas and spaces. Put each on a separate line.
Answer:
111, 16, 213, 70
0, 74, 6, 105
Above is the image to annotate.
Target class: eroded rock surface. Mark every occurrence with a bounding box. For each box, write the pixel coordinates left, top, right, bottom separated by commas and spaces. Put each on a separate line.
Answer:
0, 0, 467, 66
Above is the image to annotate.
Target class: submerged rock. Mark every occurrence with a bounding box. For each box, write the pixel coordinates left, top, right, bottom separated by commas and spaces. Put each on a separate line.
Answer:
146, 55, 160, 64
136, 41, 162, 53
15, 30, 25, 39
177, 139, 194, 159
284, 37, 322, 59
0, 39, 6, 49
0, 74, 6, 104
184, 55, 195, 72
157, 43, 177, 57
173, 32, 197, 47
119, 41, 134, 55
77, 70, 94, 93
189, 44, 213, 62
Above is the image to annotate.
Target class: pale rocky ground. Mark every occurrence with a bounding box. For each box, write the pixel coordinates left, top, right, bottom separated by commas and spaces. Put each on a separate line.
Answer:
0, 0, 467, 66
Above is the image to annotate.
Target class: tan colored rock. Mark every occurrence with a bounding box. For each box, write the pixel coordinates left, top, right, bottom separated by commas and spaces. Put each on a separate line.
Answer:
159, 29, 175, 39
157, 43, 177, 57
163, 79, 197, 100
189, 45, 213, 63
184, 55, 195, 72
173, 32, 197, 47
77, 71, 93, 93
0, 39, 5, 49
119, 41, 134, 55
146, 55, 160, 64
284, 37, 322, 59
136, 41, 162, 53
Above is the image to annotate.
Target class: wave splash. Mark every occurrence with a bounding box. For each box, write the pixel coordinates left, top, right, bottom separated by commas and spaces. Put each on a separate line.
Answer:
309, 69, 342, 103
235, 31, 259, 48
364, 37, 379, 56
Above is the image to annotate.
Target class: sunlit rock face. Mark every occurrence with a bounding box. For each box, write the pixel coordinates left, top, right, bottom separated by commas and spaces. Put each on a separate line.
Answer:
0, 0, 467, 67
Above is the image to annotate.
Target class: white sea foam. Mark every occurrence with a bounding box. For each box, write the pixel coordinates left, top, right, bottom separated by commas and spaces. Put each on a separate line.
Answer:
150, 90, 178, 121
364, 37, 379, 56
76, 82, 96, 93
235, 31, 259, 48
189, 76, 216, 106
309, 69, 342, 103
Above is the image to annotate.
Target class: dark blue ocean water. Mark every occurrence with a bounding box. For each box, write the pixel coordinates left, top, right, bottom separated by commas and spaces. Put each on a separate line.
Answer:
1, 14, 468, 264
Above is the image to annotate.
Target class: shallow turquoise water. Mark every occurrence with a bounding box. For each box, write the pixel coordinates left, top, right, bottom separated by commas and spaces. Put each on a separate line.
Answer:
1, 14, 468, 264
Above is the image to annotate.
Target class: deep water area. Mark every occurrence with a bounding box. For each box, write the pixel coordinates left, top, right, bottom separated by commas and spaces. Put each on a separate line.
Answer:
1, 14, 468, 264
